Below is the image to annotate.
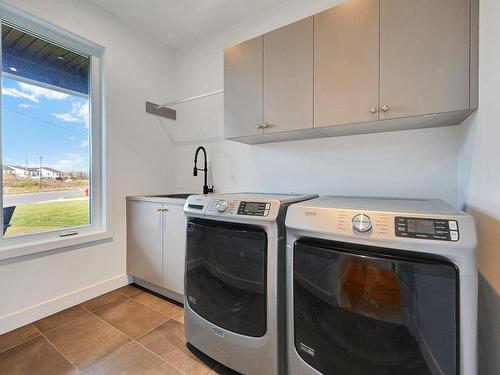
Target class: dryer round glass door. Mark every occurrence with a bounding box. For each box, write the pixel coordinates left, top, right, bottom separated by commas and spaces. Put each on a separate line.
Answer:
293, 239, 458, 375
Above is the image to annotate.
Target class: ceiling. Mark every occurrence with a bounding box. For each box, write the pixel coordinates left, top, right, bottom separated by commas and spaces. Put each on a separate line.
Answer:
88, 0, 290, 50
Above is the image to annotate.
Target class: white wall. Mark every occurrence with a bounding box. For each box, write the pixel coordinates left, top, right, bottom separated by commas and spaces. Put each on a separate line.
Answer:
169, 0, 461, 205
458, 0, 500, 373
0, 0, 177, 333
458, 0, 500, 288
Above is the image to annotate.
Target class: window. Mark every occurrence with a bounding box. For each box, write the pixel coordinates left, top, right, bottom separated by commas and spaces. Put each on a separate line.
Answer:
0, 4, 106, 256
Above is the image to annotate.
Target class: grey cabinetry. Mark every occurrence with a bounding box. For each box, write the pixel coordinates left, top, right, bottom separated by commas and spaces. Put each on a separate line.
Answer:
223, 0, 477, 144
224, 36, 263, 138
127, 201, 163, 286
224, 18, 313, 139
264, 17, 313, 133
161, 204, 186, 296
127, 198, 187, 302
379, 0, 471, 119
314, 0, 379, 127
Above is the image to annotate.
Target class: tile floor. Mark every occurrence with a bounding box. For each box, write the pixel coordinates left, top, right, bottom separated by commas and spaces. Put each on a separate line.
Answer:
0, 284, 238, 375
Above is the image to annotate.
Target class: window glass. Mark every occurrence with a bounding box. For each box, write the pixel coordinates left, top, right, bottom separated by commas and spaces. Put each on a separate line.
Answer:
2, 23, 91, 237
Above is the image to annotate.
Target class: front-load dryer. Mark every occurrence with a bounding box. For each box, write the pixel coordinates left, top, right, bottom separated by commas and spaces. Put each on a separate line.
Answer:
285, 197, 477, 375
184, 193, 317, 375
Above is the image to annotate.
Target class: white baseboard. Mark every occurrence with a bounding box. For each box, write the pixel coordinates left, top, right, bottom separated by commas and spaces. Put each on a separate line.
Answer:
0, 274, 129, 335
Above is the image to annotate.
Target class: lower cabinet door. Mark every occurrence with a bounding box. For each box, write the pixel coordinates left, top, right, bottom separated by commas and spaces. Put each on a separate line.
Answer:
127, 200, 163, 286
162, 203, 187, 296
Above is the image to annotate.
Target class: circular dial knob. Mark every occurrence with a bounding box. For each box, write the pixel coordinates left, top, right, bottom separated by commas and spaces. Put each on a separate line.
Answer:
216, 200, 228, 212
352, 214, 372, 233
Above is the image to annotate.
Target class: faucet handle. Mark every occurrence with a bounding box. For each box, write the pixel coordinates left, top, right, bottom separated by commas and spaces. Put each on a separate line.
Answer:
203, 185, 214, 195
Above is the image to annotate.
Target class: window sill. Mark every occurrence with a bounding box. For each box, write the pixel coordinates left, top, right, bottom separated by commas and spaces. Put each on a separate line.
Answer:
0, 230, 113, 261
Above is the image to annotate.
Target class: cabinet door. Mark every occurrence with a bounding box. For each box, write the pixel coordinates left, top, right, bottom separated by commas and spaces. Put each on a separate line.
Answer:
314, 0, 380, 128
162, 204, 186, 296
380, 0, 470, 119
224, 36, 263, 138
263, 17, 313, 134
127, 201, 163, 286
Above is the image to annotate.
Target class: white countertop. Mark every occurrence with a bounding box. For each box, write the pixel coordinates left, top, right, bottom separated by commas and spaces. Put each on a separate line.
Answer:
126, 194, 194, 204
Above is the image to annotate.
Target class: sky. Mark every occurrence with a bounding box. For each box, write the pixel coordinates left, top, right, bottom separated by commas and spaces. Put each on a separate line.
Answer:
1, 77, 89, 172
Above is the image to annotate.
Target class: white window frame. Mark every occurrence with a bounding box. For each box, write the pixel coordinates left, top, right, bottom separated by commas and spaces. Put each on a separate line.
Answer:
0, 3, 110, 260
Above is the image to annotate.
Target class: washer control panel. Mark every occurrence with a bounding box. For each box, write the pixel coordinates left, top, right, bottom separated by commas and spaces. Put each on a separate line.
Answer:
207, 199, 238, 215
237, 201, 271, 217
395, 217, 459, 241
203, 198, 273, 218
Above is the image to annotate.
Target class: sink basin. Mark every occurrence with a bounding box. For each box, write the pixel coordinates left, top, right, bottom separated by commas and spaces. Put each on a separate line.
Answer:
148, 193, 195, 199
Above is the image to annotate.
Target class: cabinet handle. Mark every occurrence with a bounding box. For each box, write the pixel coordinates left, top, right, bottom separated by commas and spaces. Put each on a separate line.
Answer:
381, 105, 389, 112
369, 107, 377, 114
156, 208, 169, 212
257, 123, 271, 129
156, 208, 162, 212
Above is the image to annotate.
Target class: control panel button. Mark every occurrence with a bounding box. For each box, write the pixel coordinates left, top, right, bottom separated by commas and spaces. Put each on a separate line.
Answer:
216, 200, 228, 212
449, 221, 458, 231
352, 214, 372, 233
450, 231, 459, 241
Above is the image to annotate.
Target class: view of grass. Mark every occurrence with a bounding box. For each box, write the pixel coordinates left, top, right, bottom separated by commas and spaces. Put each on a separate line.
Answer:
6, 199, 90, 236
63, 195, 85, 199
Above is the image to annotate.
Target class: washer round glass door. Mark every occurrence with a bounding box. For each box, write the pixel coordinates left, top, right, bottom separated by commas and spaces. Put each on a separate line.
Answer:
186, 219, 268, 337
293, 239, 458, 375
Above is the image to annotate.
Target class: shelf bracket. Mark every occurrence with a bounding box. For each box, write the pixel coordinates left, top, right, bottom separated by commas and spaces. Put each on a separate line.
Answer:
146, 89, 223, 121
146, 101, 176, 120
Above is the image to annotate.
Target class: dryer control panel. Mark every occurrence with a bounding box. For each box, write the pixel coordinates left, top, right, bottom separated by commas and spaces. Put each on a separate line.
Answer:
395, 217, 459, 241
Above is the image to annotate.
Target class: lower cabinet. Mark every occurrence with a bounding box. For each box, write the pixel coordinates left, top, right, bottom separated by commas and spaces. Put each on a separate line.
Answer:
127, 200, 163, 286
127, 199, 186, 297
161, 203, 186, 296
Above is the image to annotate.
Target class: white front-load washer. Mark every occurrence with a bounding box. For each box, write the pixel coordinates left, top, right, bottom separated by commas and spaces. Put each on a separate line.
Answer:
184, 193, 317, 375
285, 197, 477, 375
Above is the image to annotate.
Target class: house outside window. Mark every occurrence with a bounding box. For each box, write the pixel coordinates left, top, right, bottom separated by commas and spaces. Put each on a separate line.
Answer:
0, 4, 107, 258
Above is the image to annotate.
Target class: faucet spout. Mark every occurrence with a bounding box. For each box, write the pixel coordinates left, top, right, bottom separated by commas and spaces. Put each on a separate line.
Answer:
193, 146, 214, 195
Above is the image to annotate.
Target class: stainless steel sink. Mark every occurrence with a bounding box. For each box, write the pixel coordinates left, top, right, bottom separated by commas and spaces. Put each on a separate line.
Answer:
148, 193, 195, 199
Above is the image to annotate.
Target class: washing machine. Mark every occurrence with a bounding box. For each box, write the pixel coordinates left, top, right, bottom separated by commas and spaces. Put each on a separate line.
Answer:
184, 192, 317, 375
285, 197, 477, 375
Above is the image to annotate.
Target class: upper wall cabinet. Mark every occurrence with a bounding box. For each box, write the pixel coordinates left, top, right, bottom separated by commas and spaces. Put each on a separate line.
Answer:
224, 18, 313, 138
224, 0, 478, 144
314, 0, 379, 127
224, 36, 263, 138
379, 0, 472, 119
264, 17, 313, 134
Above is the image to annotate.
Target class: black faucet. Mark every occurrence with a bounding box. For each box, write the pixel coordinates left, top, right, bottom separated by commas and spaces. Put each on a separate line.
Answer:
193, 146, 214, 195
